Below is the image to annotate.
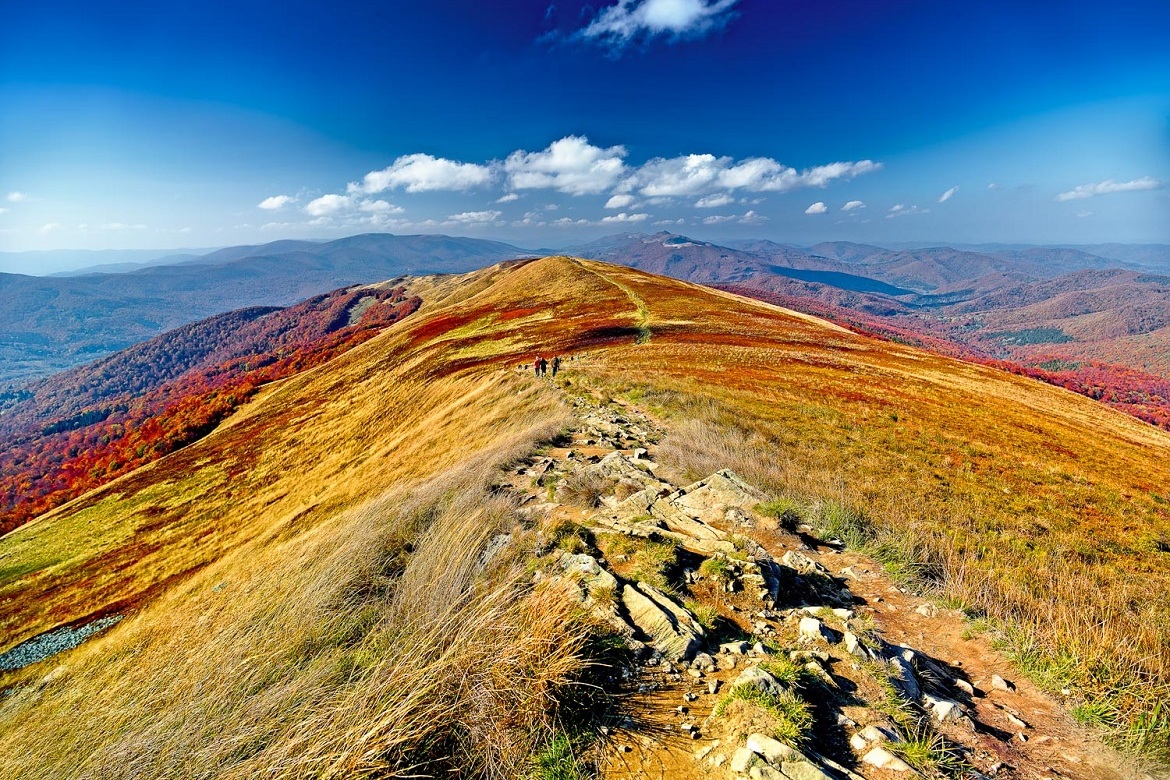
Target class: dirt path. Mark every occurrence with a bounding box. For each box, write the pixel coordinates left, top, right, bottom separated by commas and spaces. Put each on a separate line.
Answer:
509, 377, 1153, 780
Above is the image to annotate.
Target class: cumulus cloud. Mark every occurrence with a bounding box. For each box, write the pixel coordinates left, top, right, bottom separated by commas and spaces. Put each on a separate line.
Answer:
605, 193, 637, 209
305, 194, 353, 217
358, 199, 404, 214
739, 210, 766, 225
447, 210, 502, 224
694, 192, 734, 208
938, 186, 958, 203
258, 195, 296, 210
1056, 176, 1161, 201
6, 191, 27, 203
351, 153, 497, 194
842, 200, 865, 211
579, 0, 740, 48
805, 201, 828, 215
619, 154, 880, 197
601, 211, 649, 223
505, 136, 628, 195
496, 192, 520, 203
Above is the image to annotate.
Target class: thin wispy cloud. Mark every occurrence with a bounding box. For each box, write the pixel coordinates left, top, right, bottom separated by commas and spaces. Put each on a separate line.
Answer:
938, 185, 959, 203
578, 0, 740, 50
1056, 176, 1161, 201
886, 203, 928, 218
842, 200, 865, 211
495, 193, 520, 203
605, 194, 636, 209
6, 192, 27, 203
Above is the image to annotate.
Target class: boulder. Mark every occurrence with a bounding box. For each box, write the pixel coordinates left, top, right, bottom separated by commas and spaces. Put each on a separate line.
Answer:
672, 469, 764, 519
991, 674, 1015, 692
889, 656, 921, 701
850, 724, 898, 751
782, 550, 829, 576
620, 582, 703, 661
924, 693, 964, 723
799, 617, 840, 645
862, 746, 913, 772
731, 666, 787, 697
730, 746, 759, 773
746, 733, 801, 765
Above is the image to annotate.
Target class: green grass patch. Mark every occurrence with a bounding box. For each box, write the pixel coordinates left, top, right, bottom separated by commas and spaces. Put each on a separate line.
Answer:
529, 733, 592, 780
714, 685, 813, 746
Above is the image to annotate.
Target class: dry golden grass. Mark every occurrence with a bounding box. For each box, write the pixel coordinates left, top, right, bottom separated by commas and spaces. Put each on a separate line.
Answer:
4, 255, 1170, 770
556, 261, 1170, 756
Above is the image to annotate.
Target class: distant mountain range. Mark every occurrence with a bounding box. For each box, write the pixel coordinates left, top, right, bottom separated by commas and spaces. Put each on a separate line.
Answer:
2, 230, 1169, 386
579, 232, 1170, 376
0, 233, 531, 384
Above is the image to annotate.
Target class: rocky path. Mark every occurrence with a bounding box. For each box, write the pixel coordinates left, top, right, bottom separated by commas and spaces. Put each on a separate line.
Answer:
507, 382, 1149, 780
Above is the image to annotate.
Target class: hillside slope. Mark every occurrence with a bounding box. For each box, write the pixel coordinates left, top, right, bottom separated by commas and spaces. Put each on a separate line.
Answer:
1, 257, 1168, 777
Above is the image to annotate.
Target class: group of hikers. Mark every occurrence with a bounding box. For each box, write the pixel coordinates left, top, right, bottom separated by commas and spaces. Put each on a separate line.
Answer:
532, 355, 561, 378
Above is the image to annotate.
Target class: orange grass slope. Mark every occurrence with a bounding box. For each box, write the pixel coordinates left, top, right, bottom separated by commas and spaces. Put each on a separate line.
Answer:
1, 256, 1170, 772
0, 257, 636, 651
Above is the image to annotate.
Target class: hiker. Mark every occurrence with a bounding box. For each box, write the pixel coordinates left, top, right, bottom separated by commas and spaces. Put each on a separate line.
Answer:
533, 356, 542, 377
551, 356, 561, 378
538, 356, 548, 377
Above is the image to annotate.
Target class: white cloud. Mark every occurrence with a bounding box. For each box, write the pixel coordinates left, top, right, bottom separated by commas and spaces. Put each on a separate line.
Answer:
605, 193, 637, 209
702, 214, 736, 224
39, 223, 59, 233
739, 210, 766, 225
805, 201, 828, 215
601, 211, 649, 223
886, 203, 928, 219
579, 0, 740, 48
987, 182, 1000, 190
1077, 211, 1093, 218
505, 136, 628, 195
100, 222, 147, 230
352, 153, 497, 194
447, 210, 502, 224
6, 191, 27, 203
496, 192, 520, 203
695, 192, 734, 208
305, 194, 353, 217
842, 200, 865, 211
938, 186, 959, 203
620, 154, 880, 197
258, 195, 296, 210
0, 208, 8, 215
1056, 176, 1161, 201
358, 199, 404, 214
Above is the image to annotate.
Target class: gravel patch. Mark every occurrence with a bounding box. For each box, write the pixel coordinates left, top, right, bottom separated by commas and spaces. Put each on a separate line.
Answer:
0, 615, 122, 671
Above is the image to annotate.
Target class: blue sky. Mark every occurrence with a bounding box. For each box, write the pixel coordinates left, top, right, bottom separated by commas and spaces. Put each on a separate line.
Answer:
1, 0, 1167, 257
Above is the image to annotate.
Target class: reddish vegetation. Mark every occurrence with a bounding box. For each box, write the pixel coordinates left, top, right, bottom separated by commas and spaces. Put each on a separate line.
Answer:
0, 286, 420, 534
724, 284, 1170, 432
